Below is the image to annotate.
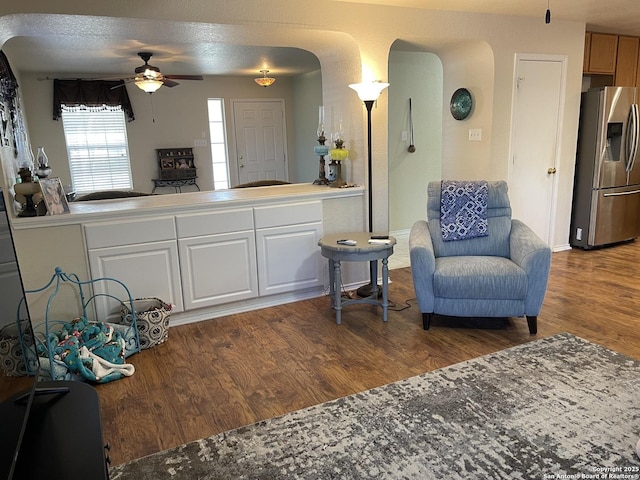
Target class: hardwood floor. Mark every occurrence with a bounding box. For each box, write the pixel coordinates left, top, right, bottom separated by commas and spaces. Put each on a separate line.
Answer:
3, 241, 640, 466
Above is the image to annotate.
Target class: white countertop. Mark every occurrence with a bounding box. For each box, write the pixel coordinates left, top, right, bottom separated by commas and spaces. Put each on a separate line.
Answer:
10, 183, 365, 230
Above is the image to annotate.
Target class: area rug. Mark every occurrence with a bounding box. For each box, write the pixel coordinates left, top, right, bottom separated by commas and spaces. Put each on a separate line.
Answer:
109, 333, 640, 479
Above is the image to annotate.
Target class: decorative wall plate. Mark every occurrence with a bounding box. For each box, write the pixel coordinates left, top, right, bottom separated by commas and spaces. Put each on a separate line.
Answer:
450, 88, 473, 120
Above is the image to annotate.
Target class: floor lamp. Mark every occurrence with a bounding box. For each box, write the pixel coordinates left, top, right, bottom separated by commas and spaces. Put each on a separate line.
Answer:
349, 81, 389, 297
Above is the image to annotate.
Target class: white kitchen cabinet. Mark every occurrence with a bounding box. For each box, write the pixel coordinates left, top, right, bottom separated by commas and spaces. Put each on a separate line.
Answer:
85, 217, 183, 316
254, 201, 323, 296
176, 209, 258, 310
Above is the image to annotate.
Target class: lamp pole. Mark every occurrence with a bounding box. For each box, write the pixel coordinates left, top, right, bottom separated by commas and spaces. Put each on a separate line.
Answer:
363, 99, 374, 233
349, 81, 389, 297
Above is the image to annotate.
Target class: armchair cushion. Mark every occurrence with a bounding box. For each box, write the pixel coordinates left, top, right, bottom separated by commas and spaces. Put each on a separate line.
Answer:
434, 256, 527, 300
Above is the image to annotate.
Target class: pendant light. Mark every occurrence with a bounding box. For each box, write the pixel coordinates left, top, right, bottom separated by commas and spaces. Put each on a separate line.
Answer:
255, 70, 276, 88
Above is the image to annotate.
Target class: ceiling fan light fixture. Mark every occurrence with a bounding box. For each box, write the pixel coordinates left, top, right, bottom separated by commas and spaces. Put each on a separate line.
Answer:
255, 69, 276, 87
143, 68, 161, 78
136, 78, 163, 93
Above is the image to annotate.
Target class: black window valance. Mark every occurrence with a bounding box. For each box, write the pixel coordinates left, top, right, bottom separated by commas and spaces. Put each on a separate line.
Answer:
53, 79, 135, 122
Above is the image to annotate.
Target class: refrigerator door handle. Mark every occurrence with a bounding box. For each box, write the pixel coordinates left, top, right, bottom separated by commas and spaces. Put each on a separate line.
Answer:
603, 189, 640, 197
626, 103, 639, 172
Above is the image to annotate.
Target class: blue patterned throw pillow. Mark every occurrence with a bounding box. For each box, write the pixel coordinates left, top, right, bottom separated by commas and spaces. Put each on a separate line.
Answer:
440, 180, 488, 241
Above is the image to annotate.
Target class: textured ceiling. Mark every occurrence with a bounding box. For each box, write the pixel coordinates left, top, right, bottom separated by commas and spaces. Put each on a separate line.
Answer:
3, 0, 640, 79
339, 0, 640, 35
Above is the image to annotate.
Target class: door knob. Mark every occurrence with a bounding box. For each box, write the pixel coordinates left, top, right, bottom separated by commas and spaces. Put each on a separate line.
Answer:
547, 167, 557, 174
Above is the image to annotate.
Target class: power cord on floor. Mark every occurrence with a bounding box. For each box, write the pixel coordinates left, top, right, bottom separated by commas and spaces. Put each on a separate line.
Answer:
388, 297, 415, 312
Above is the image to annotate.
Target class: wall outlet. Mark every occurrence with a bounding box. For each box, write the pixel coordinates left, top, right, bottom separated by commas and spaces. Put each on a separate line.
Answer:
576, 228, 582, 241
401, 131, 408, 141
194, 139, 208, 147
468, 129, 482, 141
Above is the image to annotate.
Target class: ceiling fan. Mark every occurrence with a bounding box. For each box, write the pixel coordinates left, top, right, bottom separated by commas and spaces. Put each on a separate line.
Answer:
116, 52, 204, 93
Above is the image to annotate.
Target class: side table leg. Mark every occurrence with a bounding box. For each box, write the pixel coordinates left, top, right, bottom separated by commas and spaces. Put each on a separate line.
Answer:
328, 259, 335, 308
382, 256, 389, 322
370, 260, 379, 297
334, 259, 342, 325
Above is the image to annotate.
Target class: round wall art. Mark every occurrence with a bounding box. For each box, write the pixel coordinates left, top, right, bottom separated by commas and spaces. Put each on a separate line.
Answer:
450, 88, 473, 120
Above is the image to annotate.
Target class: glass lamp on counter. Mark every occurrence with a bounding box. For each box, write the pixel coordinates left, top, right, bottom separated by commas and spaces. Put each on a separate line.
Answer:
313, 106, 329, 185
34, 147, 52, 178
14, 161, 41, 217
328, 126, 348, 188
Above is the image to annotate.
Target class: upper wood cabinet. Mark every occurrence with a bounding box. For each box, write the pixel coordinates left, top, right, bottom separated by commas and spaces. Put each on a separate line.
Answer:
584, 33, 618, 74
615, 36, 640, 86
584, 32, 592, 72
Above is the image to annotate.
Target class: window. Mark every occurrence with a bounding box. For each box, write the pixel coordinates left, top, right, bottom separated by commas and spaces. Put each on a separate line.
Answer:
61, 105, 132, 194
207, 98, 229, 190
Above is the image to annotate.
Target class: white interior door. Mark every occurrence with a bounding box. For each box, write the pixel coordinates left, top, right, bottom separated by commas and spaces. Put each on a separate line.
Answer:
232, 99, 288, 185
509, 55, 565, 244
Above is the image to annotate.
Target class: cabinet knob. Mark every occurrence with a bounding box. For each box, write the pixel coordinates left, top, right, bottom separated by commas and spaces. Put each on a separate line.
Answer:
240, 164, 245, 168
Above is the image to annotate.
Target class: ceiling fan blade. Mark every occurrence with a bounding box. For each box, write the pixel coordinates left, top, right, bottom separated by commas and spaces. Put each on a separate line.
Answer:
164, 75, 204, 81
110, 79, 136, 90
162, 78, 180, 88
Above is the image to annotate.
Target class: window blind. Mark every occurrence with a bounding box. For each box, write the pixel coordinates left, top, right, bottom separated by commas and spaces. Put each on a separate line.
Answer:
61, 106, 133, 193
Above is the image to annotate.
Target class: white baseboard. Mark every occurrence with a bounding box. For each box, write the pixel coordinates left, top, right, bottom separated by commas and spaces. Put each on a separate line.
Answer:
390, 228, 410, 237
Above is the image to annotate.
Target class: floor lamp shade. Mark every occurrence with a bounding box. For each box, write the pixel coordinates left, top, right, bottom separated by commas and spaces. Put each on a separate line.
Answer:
349, 82, 390, 102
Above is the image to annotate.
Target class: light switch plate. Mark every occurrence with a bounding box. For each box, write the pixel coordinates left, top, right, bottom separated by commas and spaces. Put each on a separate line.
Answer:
469, 128, 482, 142
468, 129, 482, 141
194, 139, 208, 147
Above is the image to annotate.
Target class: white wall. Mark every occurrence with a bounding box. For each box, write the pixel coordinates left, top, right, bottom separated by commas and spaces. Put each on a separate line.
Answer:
388, 50, 443, 232
292, 69, 323, 183
439, 41, 495, 180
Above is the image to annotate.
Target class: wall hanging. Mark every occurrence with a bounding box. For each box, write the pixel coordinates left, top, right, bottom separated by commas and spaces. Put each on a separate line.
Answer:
408, 98, 416, 153
450, 88, 473, 121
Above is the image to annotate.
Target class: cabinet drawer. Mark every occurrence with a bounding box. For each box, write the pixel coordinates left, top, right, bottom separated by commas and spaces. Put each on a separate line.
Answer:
176, 208, 254, 238
254, 201, 322, 229
85, 217, 176, 249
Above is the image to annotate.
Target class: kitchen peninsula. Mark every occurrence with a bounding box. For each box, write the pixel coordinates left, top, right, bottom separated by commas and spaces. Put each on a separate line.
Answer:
9, 183, 366, 326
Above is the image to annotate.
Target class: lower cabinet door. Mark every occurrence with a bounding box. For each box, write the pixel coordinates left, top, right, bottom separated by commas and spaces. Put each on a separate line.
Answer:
88, 240, 183, 319
178, 231, 258, 310
255, 222, 324, 296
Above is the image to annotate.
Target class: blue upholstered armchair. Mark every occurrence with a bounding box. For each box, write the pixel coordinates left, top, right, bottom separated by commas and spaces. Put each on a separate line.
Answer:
409, 180, 551, 334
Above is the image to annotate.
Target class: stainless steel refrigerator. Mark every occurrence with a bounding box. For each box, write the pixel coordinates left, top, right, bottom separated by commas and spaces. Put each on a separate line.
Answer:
570, 86, 640, 248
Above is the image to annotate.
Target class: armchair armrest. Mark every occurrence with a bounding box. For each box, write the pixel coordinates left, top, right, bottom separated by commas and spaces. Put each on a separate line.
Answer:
409, 220, 436, 312
510, 219, 551, 315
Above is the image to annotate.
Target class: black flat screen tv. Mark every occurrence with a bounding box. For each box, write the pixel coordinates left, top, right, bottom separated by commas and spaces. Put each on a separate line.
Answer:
0, 186, 40, 480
